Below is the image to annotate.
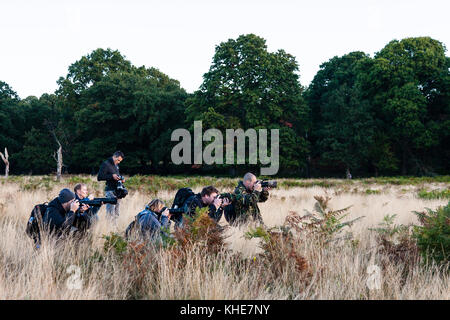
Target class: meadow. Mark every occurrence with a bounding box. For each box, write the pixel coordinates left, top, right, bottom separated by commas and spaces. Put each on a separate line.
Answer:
0, 175, 448, 299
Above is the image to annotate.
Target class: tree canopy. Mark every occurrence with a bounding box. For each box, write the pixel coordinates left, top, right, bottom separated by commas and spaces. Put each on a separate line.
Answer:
0, 36, 448, 177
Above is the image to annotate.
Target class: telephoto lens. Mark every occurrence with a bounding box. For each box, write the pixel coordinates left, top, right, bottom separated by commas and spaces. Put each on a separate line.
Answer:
261, 180, 277, 188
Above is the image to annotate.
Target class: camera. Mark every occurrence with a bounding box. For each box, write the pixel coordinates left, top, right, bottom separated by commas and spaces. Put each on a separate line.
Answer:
113, 175, 128, 199
258, 180, 277, 188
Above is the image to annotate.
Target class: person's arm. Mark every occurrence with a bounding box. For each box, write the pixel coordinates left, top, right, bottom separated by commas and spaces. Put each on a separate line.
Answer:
97, 161, 113, 181
258, 189, 269, 202
44, 207, 77, 231
160, 214, 170, 228
208, 204, 224, 222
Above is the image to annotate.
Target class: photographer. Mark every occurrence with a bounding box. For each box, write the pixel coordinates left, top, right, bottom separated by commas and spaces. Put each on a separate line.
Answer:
170, 186, 231, 228
126, 199, 171, 244
227, 172, 270, 226
42, 188, 80, 239
184, 186, 231, 223
73, 183, 99, 232
97, 151, 125, 222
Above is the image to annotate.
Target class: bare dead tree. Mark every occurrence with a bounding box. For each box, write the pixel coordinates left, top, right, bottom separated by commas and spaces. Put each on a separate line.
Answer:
52, 138, 63, 182
43, 117, 68, 182
0, 147, 9, 178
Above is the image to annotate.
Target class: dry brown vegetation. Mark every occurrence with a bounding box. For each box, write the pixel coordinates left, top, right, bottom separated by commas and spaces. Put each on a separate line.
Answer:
0, 175, 448, 299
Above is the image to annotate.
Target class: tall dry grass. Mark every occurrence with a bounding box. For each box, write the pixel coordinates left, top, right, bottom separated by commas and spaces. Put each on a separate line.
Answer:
0, 176, 448, 299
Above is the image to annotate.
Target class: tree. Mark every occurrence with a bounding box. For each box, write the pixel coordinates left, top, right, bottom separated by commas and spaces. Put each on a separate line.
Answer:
0, 147, 9, 178
0, 81, 25, 173
56, 48, 187, 174
186, 34, 310, 174
305, 52, 375, 177
359, 37, 449, 175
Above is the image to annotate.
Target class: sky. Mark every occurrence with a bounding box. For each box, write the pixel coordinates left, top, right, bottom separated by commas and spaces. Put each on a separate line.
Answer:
1, 0, 449, 99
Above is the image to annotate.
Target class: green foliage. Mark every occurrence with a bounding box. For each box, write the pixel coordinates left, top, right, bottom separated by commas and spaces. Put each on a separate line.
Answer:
369, 214, 419, 273
301, 195, 364, 240
244, 225, 271, 242
102, 232, 128, 257
186, 34, 310, 174
359, 37, 450, 175
1, 35, 449, 177
413, 202, 450, 265
306, 52, 375, 176
417, 188, 450, 199
174, 207, 228, 254
369, 214, 411, 240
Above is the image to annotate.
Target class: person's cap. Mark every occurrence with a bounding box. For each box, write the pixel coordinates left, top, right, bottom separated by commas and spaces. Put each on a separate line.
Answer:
58, 188, 75, 204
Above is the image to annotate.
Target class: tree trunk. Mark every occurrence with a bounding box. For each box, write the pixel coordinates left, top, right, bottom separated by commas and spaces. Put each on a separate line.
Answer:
51, 131, 63, 182
0, 147, 9, 178
56, 143, 62, 182
346, 167, 352, 179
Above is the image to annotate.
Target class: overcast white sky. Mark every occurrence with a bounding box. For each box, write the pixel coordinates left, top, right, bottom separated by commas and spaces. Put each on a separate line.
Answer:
1, 0, 449, 99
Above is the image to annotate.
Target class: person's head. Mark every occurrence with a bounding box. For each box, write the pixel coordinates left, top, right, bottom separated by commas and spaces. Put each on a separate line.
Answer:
58, 188, 76, 212
243, 172, 257, 191
147, 199, 165, 213
74, 183, 88, 199
112, 151, 124, 165
200, 186, 219, 205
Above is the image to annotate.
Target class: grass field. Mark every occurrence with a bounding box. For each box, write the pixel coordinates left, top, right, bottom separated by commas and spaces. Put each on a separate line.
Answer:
0, 175, 448, 299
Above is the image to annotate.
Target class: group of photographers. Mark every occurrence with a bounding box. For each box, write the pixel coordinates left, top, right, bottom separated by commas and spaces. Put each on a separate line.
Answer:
30, 151, 273, 247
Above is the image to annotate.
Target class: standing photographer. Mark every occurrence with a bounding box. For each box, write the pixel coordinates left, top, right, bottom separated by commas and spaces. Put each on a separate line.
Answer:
97, 151, 125, 222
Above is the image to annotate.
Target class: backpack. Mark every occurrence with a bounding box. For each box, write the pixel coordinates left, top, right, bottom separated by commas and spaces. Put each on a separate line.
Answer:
171, 187, 195, 211
171, 187, 195, 223
124, 219, 138, 240
25, 203, 48, 246
124, 210, 146, 240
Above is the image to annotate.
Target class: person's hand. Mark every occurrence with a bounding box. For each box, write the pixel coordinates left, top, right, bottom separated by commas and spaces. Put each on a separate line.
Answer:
112, 174, 120, 181
88, 194, 94, 200
79, 204, 90, 213
221, 198, 231, 207
213, 197, 222, 209
161, 208, 170, 217
253, 181, 262, 192
70, 200, 80, 212
263, 187, 270, 192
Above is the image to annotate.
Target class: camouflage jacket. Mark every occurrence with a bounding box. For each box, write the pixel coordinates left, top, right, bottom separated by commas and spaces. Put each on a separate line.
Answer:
230, 181, 269, 224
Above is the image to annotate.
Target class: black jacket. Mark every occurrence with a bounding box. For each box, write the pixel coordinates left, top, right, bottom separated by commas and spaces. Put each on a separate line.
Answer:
97, 157, 120, 191
42, 198, 77, 237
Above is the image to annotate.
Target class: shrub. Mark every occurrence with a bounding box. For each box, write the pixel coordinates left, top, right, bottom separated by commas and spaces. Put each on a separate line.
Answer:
369, 214, 419, 269
413, 202, 450, 266
298, 194, 364, 242
173, 207, 229, 254
417, 188, 450, 200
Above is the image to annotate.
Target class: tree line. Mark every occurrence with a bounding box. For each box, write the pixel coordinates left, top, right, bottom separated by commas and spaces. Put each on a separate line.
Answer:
0, 34, 448, 177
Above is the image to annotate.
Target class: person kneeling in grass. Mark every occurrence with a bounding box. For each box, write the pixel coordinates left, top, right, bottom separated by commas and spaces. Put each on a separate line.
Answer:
125, 199, 171, 243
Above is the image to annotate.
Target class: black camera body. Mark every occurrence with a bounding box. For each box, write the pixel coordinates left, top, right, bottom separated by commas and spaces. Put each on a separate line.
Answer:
159, 206, 184, 222
113, 175, 128, 199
